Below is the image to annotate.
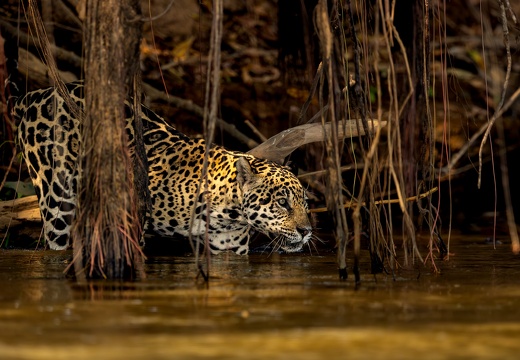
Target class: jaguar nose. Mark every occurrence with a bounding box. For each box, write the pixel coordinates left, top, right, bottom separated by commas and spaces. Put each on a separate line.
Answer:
298, 227, 312, 238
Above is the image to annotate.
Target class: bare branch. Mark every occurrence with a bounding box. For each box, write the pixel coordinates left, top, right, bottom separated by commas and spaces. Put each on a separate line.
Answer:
248, 119, 386, 162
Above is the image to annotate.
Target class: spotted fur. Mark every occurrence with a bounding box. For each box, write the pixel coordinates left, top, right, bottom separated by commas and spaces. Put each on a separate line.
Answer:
11, 81, 312, 254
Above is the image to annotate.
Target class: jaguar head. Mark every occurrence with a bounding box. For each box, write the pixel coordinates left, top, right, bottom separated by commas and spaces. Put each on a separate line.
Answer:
236, 156, 312, 253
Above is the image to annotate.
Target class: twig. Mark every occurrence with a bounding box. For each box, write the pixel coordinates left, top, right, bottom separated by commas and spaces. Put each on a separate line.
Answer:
297, 62, 323, 125
0, 19, 82, 69
492, 1, 519, 253
244, 119, 268, 142
142, 83, 259, 149
298, 163, 365, 179
477, 0, 516, 188
309, 186, 438, 212
160, 48, 277, 69
440, 86, 520, 175
189, 0, 224, 283
503, 0, 517, 22
138, 0, 175, 22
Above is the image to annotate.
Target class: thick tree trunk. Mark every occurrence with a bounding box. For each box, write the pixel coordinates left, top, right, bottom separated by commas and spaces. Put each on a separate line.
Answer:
71, 0, 146, 280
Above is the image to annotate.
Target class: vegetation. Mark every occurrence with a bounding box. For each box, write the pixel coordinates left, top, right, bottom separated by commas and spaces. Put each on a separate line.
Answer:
0, 0, 518, 279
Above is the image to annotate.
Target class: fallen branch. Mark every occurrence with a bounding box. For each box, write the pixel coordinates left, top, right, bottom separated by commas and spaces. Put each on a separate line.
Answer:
0, 195, 41, 226
0, 195, 42, 246
0, 19, 83, 69
142, 83, 259, 149
248, 119, 386, 162
308, 187, 438, 213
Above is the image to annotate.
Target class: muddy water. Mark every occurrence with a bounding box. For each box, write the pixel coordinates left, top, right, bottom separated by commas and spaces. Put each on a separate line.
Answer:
0, 237, 519, 360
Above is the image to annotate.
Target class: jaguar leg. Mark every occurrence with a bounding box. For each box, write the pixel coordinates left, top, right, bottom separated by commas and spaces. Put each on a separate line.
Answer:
29, 162, 77, 250
207, 226, 251, 255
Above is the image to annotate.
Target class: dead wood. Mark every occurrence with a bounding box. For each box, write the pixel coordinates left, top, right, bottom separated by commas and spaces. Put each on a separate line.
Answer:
248, 119, 386, 163
0, 195, 42, 245
142, 83, 259, 149
17, 47, 77, 85
0, 195, 40, 226
0, 19, 83, 70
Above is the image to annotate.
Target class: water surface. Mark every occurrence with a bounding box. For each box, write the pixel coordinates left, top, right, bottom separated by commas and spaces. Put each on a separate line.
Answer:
0, 237, 519, 359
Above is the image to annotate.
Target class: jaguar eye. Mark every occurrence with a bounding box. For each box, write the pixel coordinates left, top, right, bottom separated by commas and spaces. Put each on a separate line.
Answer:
278, 198, 290, 210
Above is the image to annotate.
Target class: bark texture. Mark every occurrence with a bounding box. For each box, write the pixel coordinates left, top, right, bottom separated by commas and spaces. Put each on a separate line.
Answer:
71, 0, 146, 280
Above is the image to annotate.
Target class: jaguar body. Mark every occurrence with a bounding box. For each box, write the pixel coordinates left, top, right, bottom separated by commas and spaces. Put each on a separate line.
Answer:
10, 81, 312, 254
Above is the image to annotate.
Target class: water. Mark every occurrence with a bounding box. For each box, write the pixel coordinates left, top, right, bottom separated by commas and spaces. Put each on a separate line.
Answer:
0, 237, 519, 359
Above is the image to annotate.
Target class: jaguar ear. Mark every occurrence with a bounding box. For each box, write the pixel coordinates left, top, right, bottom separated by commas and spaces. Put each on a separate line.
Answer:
285, 160, 298, 176
236, 157, 257, 190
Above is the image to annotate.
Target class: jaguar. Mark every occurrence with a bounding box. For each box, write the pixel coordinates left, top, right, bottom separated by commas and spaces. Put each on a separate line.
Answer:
8, 81, 313, 255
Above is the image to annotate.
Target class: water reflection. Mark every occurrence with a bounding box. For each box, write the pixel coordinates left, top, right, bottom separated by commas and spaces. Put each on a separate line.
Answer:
0, 237, 519, 359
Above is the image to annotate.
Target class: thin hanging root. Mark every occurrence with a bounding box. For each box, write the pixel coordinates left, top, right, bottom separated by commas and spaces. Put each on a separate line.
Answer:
309, 187, 438, 213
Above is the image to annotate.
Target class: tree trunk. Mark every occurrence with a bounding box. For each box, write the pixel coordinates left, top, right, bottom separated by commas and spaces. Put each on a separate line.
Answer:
71, 0, 146, 280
